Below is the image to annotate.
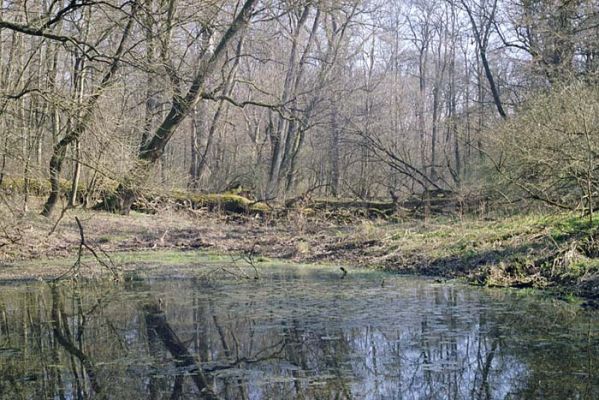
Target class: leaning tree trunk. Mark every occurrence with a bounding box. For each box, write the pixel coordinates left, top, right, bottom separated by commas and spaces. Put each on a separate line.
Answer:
113, 0, 258, 215
461, 0, 507, 120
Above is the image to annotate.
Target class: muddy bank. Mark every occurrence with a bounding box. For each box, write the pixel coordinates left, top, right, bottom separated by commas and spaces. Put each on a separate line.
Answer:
0, 206, 597, 303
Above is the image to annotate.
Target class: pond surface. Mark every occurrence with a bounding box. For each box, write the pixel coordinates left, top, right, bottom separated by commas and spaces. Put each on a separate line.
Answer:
0, 263, 597, 399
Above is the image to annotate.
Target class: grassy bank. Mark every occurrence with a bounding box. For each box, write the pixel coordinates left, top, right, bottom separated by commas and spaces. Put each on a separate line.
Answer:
0, 200, 596, 303
350, 213, 598, 300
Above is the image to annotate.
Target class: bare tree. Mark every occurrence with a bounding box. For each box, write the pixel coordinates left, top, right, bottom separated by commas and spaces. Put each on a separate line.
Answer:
458, 0, 507, 119
112, 0, 259, 213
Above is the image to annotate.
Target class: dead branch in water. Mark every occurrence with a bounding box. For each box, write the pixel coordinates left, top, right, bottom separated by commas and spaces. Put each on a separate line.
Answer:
53, 217, 120, 281
228, 242, 260, 279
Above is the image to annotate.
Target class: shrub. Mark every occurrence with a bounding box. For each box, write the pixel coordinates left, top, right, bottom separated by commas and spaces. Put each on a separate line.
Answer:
488, 82, 598, 220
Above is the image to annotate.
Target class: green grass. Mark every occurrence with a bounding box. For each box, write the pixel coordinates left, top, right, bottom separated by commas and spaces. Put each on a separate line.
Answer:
368, 211, 598, 296
389, 212, 594, 258
111, 249, 229, 265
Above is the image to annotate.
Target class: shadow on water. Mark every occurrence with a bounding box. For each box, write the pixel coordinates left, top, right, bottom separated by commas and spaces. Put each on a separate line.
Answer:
0, 264, 597, 399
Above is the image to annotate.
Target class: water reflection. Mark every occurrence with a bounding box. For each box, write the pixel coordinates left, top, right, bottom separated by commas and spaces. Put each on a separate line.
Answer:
0, 266, 597, 399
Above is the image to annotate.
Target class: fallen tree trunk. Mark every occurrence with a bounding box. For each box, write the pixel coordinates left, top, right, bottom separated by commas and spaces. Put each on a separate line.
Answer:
283, 189, 490, 219
97, 191, 269, 216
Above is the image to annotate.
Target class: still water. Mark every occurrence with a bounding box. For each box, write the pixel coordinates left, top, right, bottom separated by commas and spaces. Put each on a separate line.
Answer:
0, 264, 597, 399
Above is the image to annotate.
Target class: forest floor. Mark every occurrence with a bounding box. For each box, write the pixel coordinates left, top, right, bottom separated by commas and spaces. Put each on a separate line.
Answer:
1, 200, 598, 305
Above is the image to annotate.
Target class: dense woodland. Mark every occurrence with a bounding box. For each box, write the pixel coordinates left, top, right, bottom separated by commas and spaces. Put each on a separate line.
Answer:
1, 4, 598, 397
0, 0, 597, 216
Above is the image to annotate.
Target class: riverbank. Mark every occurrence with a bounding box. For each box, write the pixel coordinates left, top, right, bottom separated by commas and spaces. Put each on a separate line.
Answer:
0, 204, 597, 303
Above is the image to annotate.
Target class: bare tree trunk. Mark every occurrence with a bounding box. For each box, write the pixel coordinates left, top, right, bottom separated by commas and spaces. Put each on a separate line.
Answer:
418, 46, 428, 176
476, 49, 485, 160
431, 14, 448, 183
282, 8, 321, 195
448, 4, 461, 186
431, 84, 440, 181
478, 48, 506, 119
42, 4, 137, 216
140, 0, 156, 152
266, 5, 311, 200
0, 136, 7, 187
188, 105, 200, 189
114, 0, 258, 214
448, 34, 460, 185
461, 0, 507, 119
329, 102, 340, 197
69, 52, 86, 208
19, 95, 30, 212
195, 36, 244, 185
69, 140, 81, 207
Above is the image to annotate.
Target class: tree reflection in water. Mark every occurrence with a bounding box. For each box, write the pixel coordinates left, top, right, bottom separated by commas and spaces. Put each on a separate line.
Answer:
0, 268, 597, 399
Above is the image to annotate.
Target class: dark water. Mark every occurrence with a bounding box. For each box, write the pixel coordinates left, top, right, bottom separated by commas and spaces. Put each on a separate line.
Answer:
0, 264, 597, 399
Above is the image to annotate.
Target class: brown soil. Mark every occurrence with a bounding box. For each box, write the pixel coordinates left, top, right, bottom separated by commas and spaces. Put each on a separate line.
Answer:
1, 205, 597, 306
0, 207, 383, 280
